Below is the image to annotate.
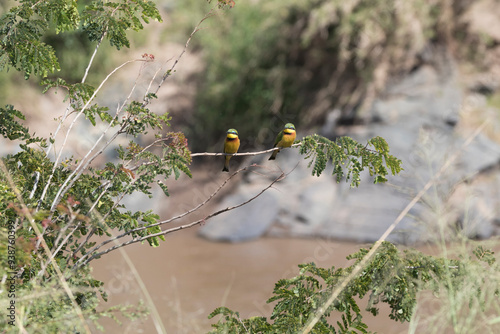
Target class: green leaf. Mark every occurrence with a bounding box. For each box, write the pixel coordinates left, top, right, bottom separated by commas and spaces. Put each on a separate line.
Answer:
298, 134, 402, 186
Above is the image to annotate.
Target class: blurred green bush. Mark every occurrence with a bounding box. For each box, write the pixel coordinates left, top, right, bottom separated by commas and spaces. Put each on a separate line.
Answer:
181, 0, 491, 152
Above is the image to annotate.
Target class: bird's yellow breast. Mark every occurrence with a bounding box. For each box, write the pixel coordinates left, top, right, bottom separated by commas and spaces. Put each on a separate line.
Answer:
224, 137, 240, 154
278, 130, 296, 147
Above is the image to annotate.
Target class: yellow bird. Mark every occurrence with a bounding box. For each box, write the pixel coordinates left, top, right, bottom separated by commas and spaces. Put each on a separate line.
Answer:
222, 128, 240, 172
269, 123, 296, 160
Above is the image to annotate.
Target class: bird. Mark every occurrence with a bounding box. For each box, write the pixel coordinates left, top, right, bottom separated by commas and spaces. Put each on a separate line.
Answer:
222, 128, 240, 172
269, 123, 296, 160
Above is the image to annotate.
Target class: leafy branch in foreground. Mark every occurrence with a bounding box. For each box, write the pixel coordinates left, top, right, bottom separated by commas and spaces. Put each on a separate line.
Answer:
0, 0, 211, 331
0, 0, 161, 79
209, 242, 499, 333
299, 135, 402, 187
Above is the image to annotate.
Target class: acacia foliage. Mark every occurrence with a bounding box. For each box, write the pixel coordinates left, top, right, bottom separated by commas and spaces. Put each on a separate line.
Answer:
0, 0, 161, 79
209, 242, 499, 333
299, 135, 402, 186
0, 0, 188, 331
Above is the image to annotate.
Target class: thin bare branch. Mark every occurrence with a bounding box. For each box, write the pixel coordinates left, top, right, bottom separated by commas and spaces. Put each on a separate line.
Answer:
44, 105, 71, 159
73, 164, 261, 268
29, 171, 40, 199
49, 59, 150, 211
81, 28, 107, 84
143, 56, 172, 104
81, 164, 254, 262
188, 140, 377, 159
40, 59, 143, 209
77, 168, 285, 268
191, 144, 300, 158
148, 8, 218, 101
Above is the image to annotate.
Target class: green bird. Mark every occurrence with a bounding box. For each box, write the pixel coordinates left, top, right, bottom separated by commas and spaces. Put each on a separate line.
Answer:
222, 128, 240, 172
269, 123, 296, 160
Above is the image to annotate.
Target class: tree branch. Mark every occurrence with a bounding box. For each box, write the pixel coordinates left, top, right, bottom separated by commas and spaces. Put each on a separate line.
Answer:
188, 140, 379, 159
190, 144, 300, 158
76, 167, 285, 268
77, 164, 254, 263
40, 59, 142, 210
147, 8, 218, 104
45, 7, 220, 211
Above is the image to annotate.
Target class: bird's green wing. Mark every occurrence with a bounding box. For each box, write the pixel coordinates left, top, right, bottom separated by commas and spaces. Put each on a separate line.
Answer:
273, 130, 284, 147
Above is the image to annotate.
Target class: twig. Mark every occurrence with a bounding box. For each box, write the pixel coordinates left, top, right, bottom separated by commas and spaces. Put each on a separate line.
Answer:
44, 105, 71, 159
49, 59, 149, 211
76, 169, 285, 268
127, 145, 297, 175
75, 164, 254, 264
190, 145, 300, 158
29, 171, 40, 199
148, 8, 217, 101
143, 56, 171, 104
40, 59, 142, 208
81, 26, 108, 84
188, 139, 379, 158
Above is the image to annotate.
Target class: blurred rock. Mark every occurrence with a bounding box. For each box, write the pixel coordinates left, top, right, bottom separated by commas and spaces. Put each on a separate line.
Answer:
198, 184, 280, 242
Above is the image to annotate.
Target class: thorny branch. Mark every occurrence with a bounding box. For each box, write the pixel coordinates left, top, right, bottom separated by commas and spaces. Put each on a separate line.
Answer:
75, 166, 285, 268
76, 164, 252, 263
190, 144, 301, 158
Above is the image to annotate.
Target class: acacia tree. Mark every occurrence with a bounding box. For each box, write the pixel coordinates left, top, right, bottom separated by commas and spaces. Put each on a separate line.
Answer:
0, 0, 406, 332
209, 243, 499, 333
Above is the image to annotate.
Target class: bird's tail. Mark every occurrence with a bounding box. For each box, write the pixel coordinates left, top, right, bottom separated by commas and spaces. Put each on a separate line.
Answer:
222, 156, 230, 172
268, 148, 279, 160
